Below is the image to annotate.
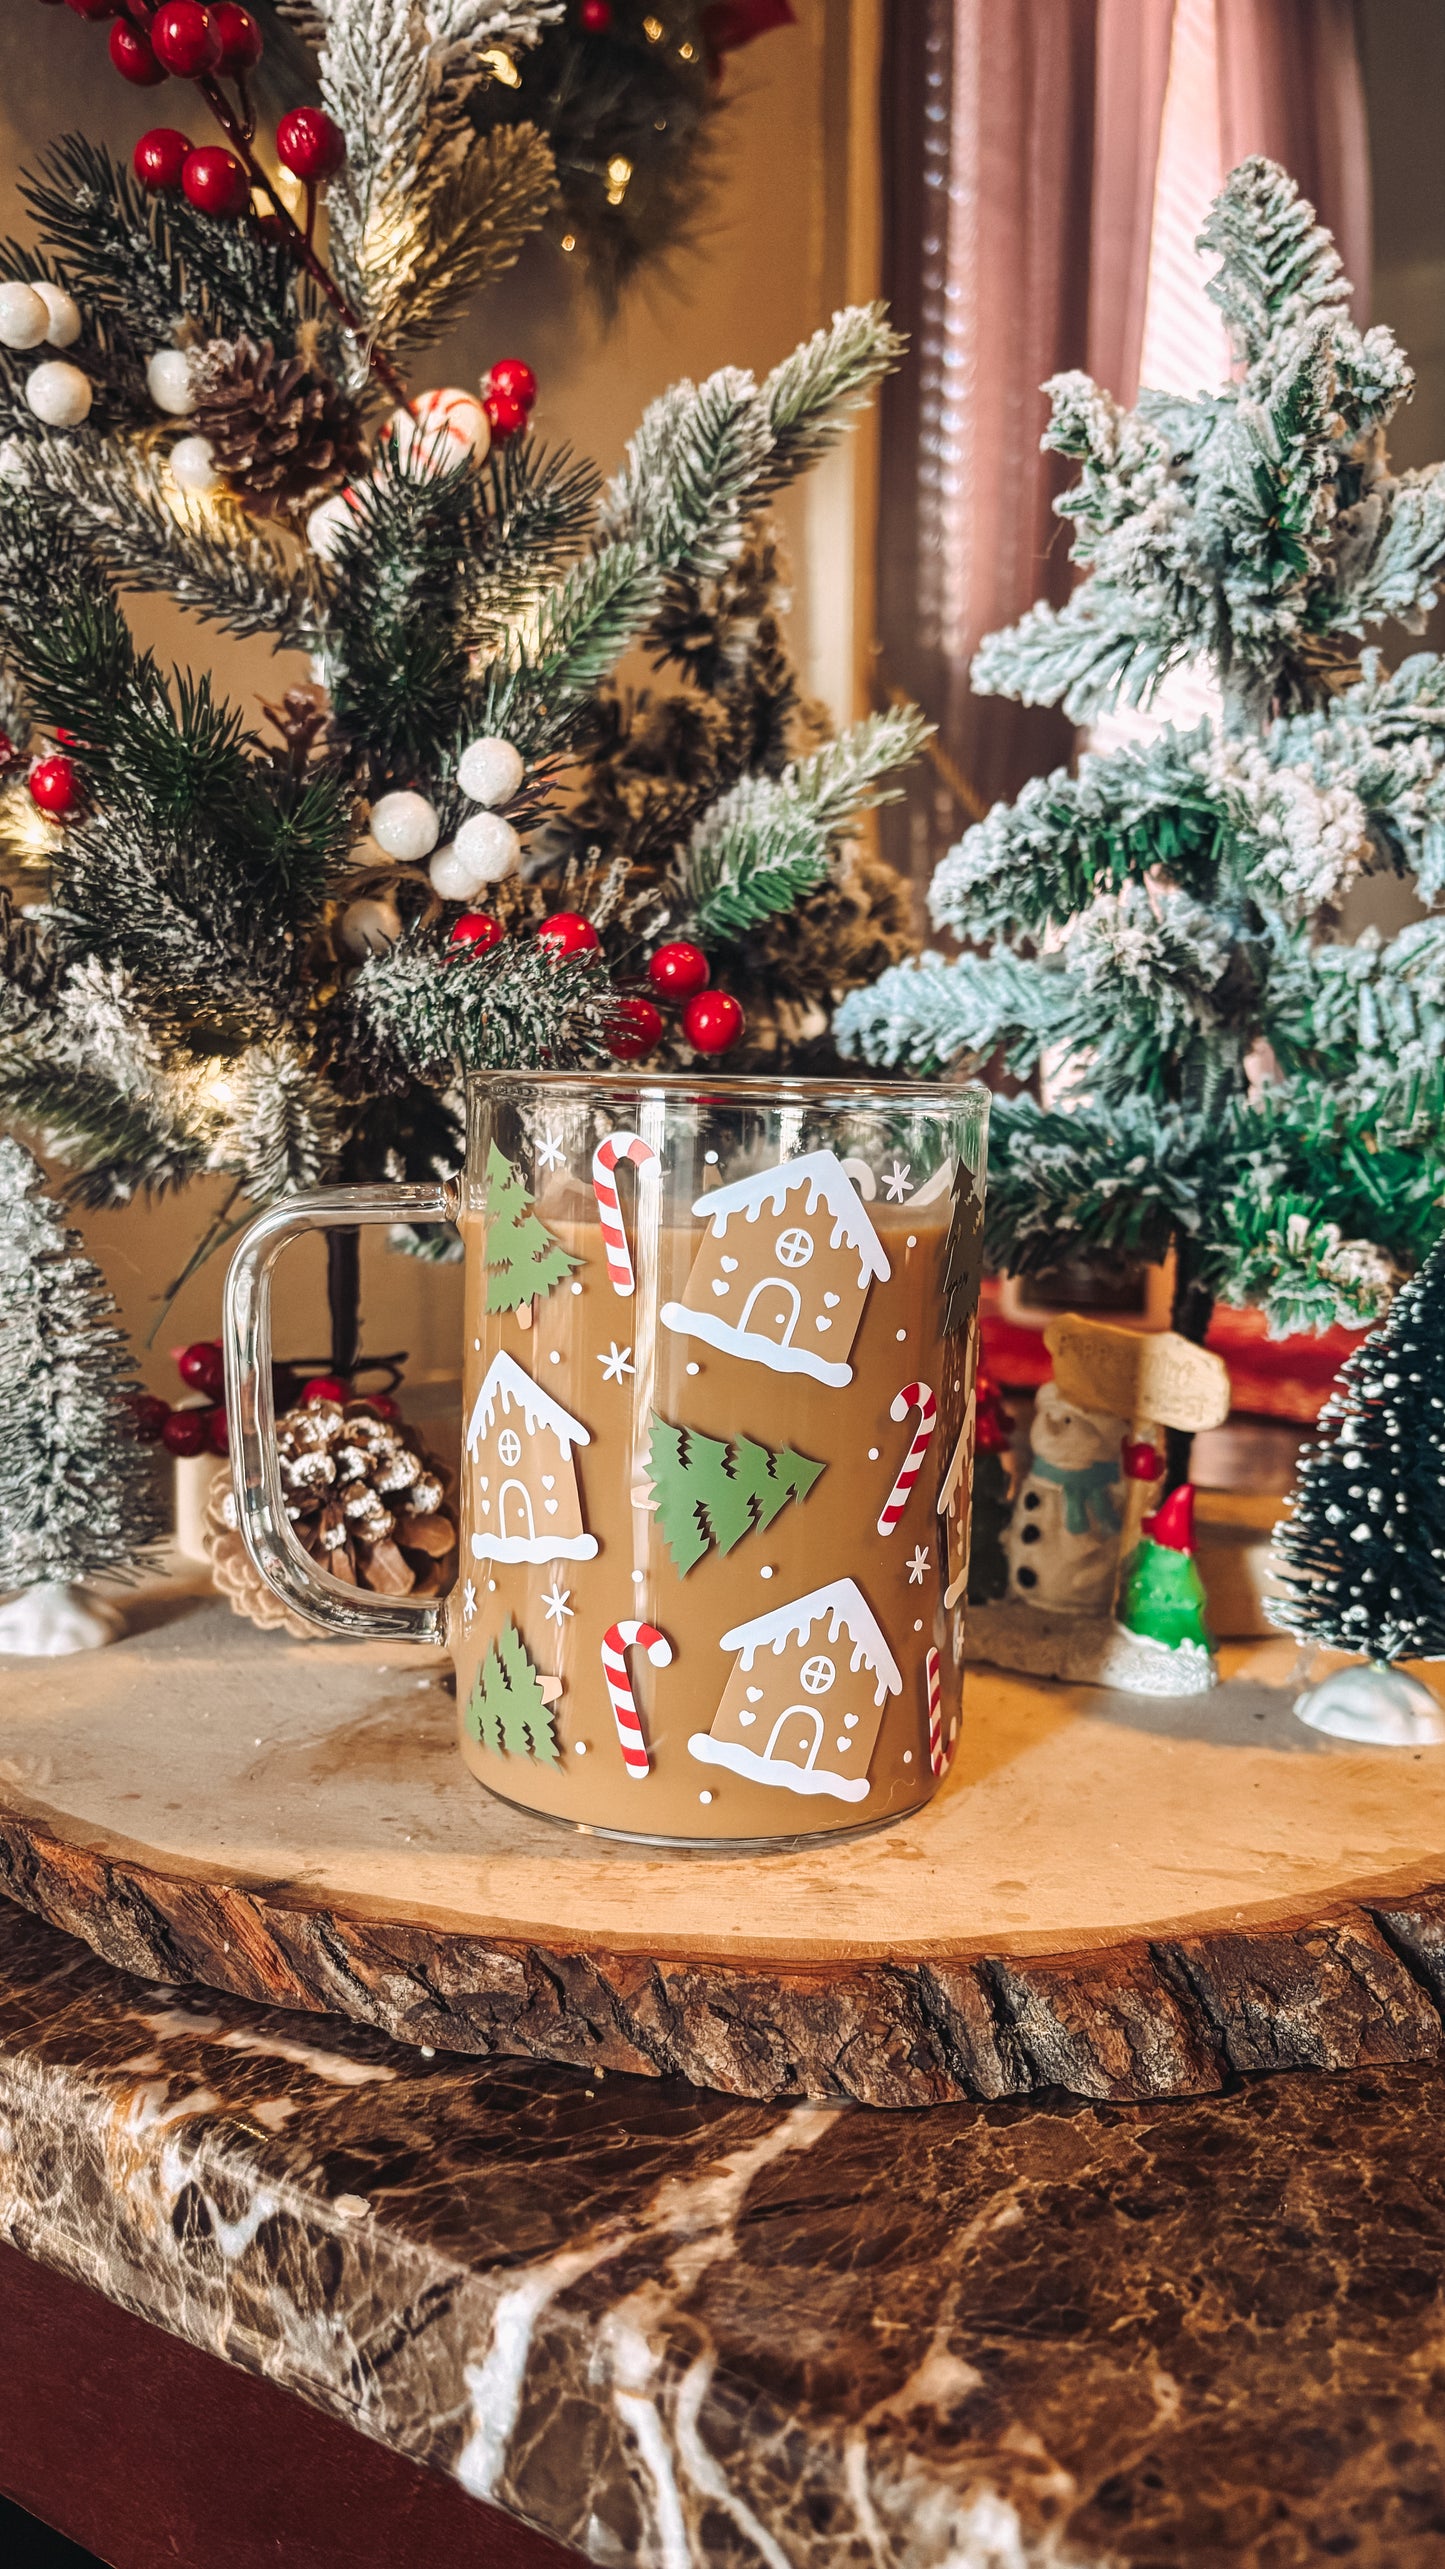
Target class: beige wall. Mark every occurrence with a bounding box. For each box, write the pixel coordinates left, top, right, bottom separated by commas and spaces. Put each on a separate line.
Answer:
0, 2, 877, 1390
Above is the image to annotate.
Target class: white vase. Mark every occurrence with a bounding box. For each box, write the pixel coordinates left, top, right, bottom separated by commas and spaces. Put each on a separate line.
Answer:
1294, 1661, 1445, 1747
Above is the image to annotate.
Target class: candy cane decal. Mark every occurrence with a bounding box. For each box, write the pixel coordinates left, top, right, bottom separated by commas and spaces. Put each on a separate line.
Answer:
926, 1648, 945, 1777
876, 1381, 937, 1536
601, 1618, 672, 1778
592, 1131, 660, 1298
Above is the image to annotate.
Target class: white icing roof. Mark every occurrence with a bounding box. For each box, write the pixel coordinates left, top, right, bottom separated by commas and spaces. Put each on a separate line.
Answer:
720, 1577, 902, 1698
465, 1347, 590, 1456
694, 1150, 890, 1285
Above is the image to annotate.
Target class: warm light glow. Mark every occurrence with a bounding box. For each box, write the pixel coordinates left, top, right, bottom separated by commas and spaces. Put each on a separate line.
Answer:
605, 154, 633, 206
642, 13, 663, 35
3, 795, 58, 866
560, 232, 576, 252
480, 46, 521, 86
273, 167, 306, 219
678, 39, 695, 58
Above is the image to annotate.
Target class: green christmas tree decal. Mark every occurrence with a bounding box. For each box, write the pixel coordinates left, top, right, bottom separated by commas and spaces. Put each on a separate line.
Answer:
464, 1621, 560, 1763
483, 1144, 579, 1315
647, 1415, 825, 1576
1118, 1487, 1211, 1654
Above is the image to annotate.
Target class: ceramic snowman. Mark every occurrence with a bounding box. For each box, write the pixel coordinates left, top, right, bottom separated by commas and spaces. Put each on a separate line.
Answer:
1005, 1381, 1131, 1615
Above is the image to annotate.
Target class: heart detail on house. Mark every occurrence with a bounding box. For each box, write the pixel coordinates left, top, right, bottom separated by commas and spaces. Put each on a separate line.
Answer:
711, 1278, 731, 1297
738, 1709, 756, 1726
746, 1687, 763, 1702
480, 1500, 491, 1514
823, 1292, 840, 1309
544, 1499, 559, 1514
541, 1475, 556, 1491
720, 1255, 739, 1272
815, 1316, 832, 1330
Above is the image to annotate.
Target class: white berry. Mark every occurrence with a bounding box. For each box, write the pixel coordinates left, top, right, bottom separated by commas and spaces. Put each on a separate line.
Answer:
306, 492, 356, 562
453, 808, 521, 884
457, 735, 524, 807
370, 789, 440, 863
0, 283, 49, 351
147, 348, 194, 417
33, 283, 81, 349
338, 895, 402, 959
24, 361, 92, 428
428, 841, 487, 902
169, 435, 219, 495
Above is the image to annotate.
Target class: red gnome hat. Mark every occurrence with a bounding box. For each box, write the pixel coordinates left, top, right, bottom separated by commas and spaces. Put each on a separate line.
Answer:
1142, 1484, 1195, 1551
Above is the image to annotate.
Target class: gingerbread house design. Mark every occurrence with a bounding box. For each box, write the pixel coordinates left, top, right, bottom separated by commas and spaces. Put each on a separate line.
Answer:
689, 1577, 902, 1804
465, 1348, 597, 1566
660, 1150, 890, 1388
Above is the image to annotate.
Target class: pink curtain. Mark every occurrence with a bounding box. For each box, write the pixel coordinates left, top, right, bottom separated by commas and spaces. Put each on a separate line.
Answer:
875, 0, 1371, 884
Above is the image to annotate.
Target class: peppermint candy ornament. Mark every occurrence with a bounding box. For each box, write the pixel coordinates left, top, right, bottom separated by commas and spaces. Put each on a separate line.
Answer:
386, 389, 490, 478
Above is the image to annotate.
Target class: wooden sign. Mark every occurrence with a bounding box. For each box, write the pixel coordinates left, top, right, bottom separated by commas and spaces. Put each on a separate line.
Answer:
1044, 1315, 1231, 1434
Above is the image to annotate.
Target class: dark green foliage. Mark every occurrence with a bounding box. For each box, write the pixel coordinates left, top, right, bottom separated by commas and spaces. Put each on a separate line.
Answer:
647, 1413, 825, 1576
1272, 1242, 1445, 1661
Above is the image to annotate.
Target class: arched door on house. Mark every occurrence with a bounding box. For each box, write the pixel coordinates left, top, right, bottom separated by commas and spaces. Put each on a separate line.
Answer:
740, 1276, 802, 1348
766, 1704, 823, 1770
499, 1481, 536, 1544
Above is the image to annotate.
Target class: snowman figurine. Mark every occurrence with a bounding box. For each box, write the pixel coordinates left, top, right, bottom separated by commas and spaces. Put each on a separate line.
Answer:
1006, 1382, 1159, 1616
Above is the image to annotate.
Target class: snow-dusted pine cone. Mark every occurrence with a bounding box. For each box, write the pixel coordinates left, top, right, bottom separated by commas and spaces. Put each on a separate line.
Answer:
191, 334, 365, 517
204, 1395, 458, 1630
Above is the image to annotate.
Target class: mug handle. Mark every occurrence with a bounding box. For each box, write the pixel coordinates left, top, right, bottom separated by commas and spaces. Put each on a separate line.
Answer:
222, 1179, 461, 1646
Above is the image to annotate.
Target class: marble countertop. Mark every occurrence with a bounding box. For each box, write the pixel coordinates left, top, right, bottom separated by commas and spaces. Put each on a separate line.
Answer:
1, 1894, 1443, 2569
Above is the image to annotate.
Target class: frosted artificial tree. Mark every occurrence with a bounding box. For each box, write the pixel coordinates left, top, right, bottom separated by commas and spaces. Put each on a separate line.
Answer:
0, 0, 919, 1379
839, 156, 1445, 1483
0, 1135, 166, 1654
1271, 1241, 1445, 1746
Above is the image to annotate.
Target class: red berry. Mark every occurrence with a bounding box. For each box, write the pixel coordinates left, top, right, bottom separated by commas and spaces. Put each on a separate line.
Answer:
110, 20, 166, 80
301, 1374, 349, 1405
177, 1338, 225, 1399
580, 0, 613, 28
64, 0, 117, 18
606, 996, 664, 1061
536, 910, 600, 958
448, 910, 505, 955
647, 939, 710, 1001
161, 1409, 210, 1459
132, 1394, 172, 1444
488, 357, 537, 411
367, 1393, 400, 1422
181, 145, 251, 217
206, 1405, 231, 1456
212, 1, 261, 69
28, 754, 81, 819
682, 988, 745, 1054
483, 387, 528, 443
150, 2, 221, 76
276, 106, 347, 181
134, 128, 191, 191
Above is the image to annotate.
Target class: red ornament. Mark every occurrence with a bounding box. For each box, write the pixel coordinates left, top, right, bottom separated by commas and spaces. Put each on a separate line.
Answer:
301, 1374, 349, 1405
28, 754, 81, 819
134, 128, 191, 192
177, 1338, 225, 1399
579, 0, 613, 26
206, 1405, 231, 1456
212, 1, 262, 69
607, 996, 664, 1061
974, 1376, 1015, 1456
150, 2, 222, 76
483, 388, 527, 444
536, 910, 600, 958
132, 1394, 172, 1444
1121, 1436, 1164, 1483
161, 1409, 210, 1459
488, 357, 537, 412
448, 910, 506, 955
682, 988, 745, 1053
276, 107, 347, 181
647, 939, 709, 1001
181, 146, 251, 217
63, 0, 117, 18
109, 20, 166, 80
1142, 1483, 1197, 1552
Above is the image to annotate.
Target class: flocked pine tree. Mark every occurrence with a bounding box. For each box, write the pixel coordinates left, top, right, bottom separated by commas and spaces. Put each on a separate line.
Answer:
1271, 1239, 1445, 1745
0, 1134, 166, 1654
838, 157, 1445, 1370
0, 1, 919, 1364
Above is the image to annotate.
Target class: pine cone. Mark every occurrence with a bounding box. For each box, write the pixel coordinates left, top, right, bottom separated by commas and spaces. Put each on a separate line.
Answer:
204, 1395, 459, 1628
191, 335, 365, 518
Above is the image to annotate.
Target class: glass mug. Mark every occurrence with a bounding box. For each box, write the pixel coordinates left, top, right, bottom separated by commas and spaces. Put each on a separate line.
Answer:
224, 1074, 989, 1847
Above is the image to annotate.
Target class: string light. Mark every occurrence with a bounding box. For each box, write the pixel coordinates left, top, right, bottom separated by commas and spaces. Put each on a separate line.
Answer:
480, 47, 522, 86
605, 154, 632, 206
678, 40, 695, 59
642, 14, 663, 35
561, 232, 577, 253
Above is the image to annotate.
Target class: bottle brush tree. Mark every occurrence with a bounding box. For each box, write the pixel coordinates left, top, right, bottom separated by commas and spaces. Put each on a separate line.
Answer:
838, 157, 1445, 1397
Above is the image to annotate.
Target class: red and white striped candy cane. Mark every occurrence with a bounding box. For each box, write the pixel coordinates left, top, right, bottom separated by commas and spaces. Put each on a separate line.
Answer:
877, 1380, 937, 1536
592, 1130, 660, 1297
926, 1647, 947, 1778
601, 1619, 672, 1779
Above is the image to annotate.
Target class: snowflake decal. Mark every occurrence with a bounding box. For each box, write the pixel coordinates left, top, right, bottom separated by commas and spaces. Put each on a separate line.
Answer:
883, 1160, 913, 1202
534, 1127, 566, 1173
598, 1341, 635, 1383
462, 1578, 478, 1622
542, 1579, 574, 1626
906, 1545, 931, 1585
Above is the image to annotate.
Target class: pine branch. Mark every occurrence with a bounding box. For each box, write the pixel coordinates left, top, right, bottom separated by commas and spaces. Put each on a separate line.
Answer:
383, 123, 556, 360
1199, 155, 1351, 371
682, 707, 927, 937
340, 924, 609, 1087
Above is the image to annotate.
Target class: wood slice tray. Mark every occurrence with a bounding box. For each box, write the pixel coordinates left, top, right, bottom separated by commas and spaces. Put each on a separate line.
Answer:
3, 1587, 1445, 2106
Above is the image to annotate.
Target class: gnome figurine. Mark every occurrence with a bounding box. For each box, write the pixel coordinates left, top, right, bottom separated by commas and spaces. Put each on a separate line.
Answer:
1006, 1381, 1165, 1616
